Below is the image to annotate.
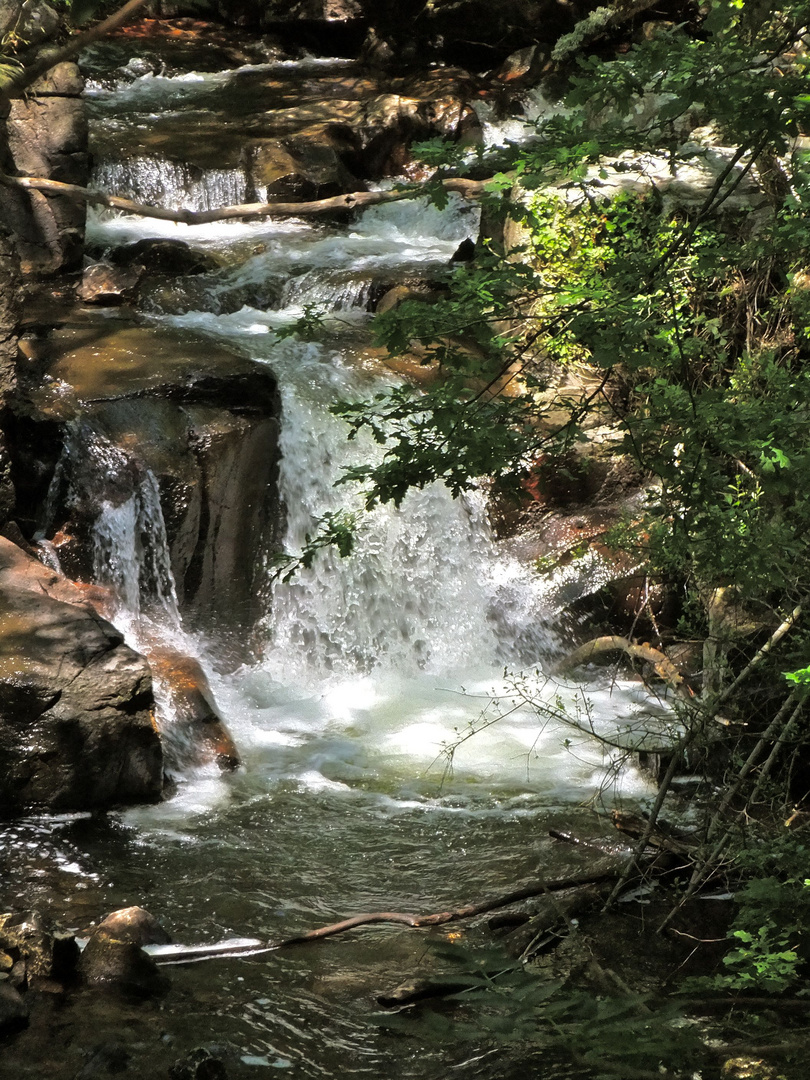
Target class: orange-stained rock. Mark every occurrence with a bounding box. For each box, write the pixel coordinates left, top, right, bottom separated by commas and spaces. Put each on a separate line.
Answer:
147, 645, 241, 771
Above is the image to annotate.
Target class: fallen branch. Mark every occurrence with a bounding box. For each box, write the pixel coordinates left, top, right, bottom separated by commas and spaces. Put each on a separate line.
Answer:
0, 172, 489, 224
149, 868, 624, 965
553, 634, 693, 701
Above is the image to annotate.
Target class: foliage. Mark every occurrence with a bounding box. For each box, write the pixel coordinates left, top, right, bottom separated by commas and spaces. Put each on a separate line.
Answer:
326, 1, 810, 622
685, 833, 810, 993
270, 509, 357, 583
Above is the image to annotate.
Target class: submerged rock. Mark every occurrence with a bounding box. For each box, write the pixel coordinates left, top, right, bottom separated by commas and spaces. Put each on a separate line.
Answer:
0, 982, 28, 1035
0, 536, 163, 813
80, 906, 172, 998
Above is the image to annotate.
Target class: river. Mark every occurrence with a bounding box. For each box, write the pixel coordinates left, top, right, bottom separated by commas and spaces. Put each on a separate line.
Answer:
0, 37, 667, 1079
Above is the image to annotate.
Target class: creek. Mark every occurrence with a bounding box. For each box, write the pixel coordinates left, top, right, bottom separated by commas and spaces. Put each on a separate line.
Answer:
1, 40, 671, 1079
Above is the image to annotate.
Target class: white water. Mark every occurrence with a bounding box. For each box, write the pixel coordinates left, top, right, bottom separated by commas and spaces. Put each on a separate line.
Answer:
91, 469, 180, 624
82, 182, 662, 815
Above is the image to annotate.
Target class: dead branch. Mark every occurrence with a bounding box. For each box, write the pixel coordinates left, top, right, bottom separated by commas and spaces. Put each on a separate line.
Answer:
150, 868, 624, 965
609, 809, 696, 856
0, 172, 489, 224
553, 634, 692, 701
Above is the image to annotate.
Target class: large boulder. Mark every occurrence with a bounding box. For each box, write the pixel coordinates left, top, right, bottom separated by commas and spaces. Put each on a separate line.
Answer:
24, 318, 281, 642
0, 536, 163, 814
3, 48, 89, 274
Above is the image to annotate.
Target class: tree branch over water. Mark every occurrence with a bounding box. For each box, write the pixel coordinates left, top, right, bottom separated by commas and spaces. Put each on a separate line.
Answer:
152, 867, 626, 965
0, 173, 490, 223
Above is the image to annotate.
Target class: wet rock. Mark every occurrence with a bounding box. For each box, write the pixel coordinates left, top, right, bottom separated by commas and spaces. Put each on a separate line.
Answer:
247, 136, 360, 200
0, 536, 163, 813
109, 238, 218, 276
89, 907, 172, 948
721, 1059, 777, 1080
31, 321, 282, 643
147, 647, 240, 771
80, 936, 170, 998
80, 906, 171, 997
0, 910, 80, 981
78, 262, 143, 305
0, 981, 28, 1034
169, 1047, 229, 1080
374, 283, 444, 315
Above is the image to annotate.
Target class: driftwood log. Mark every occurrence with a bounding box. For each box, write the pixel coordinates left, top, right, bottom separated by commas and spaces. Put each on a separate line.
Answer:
609, 810, 697, 858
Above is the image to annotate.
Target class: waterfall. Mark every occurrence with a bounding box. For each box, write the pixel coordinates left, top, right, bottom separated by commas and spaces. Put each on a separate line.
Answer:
91, 468, 180, 625
46, 421, 181, 625
93, 156, 248, 213
278, 268, 377, 312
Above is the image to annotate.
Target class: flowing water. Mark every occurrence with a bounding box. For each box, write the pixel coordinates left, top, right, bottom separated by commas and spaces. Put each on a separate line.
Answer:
0, 45, 673, 1080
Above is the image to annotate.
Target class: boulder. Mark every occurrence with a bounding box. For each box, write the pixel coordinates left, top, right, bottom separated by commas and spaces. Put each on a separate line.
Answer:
79, 936, 170, 998
109, 238, 218, 276
0, 536, 163, 814
78, 262, 143, 305
80, 907, 172, 998
247, 137, 360, 200
0, 910, 80, 982
30, 320, 282, 642
86, 907, 171, 948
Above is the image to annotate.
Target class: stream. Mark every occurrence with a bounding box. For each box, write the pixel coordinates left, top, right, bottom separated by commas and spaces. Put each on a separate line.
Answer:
1, 39, 670, 1079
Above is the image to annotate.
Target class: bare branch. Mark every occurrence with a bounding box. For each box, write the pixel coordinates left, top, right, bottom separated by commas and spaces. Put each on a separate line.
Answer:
0, 172, 489, 223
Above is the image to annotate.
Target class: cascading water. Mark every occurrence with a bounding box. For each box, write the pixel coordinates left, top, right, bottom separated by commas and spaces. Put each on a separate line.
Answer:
1, 46, 674, 1080
93, 156, 248, 213
91, 467, 180, 625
